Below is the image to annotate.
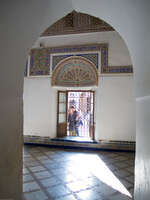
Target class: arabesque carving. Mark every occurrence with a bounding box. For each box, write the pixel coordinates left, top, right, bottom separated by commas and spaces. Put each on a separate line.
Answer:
52, 56, 98, 87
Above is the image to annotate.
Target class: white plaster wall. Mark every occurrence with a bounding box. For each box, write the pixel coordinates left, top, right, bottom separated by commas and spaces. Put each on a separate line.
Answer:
24, 75, 136, 141
135, 96, 150, 200
24, 77, 57, 137
95, 75, 136, 141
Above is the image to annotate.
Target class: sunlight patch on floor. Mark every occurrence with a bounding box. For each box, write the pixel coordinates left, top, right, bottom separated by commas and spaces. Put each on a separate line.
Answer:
70, 154, 132, 198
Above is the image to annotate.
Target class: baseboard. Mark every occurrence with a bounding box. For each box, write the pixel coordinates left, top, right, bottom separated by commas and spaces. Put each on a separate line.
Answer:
24, 135, 135, 151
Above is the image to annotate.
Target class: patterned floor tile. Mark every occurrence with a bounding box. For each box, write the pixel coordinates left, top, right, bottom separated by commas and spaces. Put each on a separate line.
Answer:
46, 185, 71, 199
23, 181, 40, 192
23, 168, 30, 175
25, 161, 41, 167
23, 145, 135, 200
24, 190, 48, 200
76, 188, 103, 200
66, 180, 89, 192
40, 176, 61, 188
107, 192, 132, 200
57, 194, 77, 200
34, 171, 52, 180
58, 173, 77, 183
23, 174, 34, 183
125, 175, 134, 183
94, 183, 116, 196
29, 166, 46, 172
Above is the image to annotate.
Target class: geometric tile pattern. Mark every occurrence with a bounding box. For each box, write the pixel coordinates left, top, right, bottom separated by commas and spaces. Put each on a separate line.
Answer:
29, 44, 105, 76
23, 145, 135, 200
102, 65, 133, 73
29, 43, 133, 77
30, 49, 50, 76
52, 53, 99, 71
41, 11, 114, 37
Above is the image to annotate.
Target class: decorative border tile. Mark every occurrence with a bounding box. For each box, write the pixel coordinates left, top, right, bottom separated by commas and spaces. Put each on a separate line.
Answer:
51, 53, 99, 71
28, 43, 133, 76
29, 44, 106, 76
24, 59, 28, 77
102, 66, 133, 73
30, 49, 50, 76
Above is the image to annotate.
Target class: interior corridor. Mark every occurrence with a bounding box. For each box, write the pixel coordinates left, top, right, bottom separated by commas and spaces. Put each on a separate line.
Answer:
23, 145, 134, 200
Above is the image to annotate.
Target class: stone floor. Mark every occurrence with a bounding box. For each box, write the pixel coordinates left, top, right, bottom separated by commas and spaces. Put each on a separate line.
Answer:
23, 145, 135, 200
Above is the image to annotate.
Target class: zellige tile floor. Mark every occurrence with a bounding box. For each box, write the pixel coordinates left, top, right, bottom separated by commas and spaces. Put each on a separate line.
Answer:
23, 145, 135, 200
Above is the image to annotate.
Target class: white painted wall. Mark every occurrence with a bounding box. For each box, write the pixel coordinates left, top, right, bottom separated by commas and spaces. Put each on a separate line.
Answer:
24, 74, 136, 141
95, 75, 136, 141
24, 77, 57, 137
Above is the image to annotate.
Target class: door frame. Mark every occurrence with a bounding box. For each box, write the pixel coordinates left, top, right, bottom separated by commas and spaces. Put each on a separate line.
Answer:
57, 91, 67, 137
57, 90, 95, 139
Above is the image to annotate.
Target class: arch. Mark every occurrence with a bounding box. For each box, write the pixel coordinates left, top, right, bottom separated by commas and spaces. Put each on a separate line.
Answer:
52, 56, 98, 87
1, 1, 150, 199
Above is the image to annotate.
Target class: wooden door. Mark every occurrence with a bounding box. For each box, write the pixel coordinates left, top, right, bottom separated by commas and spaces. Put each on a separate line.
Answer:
57, 91, 67, 137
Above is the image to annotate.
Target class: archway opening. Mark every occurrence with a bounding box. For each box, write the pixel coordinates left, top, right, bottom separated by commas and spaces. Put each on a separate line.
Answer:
23, 10, 135, 199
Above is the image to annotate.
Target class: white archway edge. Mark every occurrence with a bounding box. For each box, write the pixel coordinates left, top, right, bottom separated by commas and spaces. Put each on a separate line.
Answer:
0, 0, 150, 199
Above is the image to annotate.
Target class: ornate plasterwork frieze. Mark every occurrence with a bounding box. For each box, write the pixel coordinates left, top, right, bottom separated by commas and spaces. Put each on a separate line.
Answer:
29, 44, 106, 76
27, 43, 133, 77
51, 53, 99, 71
41, 11, 114, 37
51, 56, 98, 87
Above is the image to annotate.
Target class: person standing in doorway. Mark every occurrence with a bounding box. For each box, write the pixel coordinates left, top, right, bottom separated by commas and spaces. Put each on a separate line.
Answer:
68, 106, 76, 136
68, 106, 82, 136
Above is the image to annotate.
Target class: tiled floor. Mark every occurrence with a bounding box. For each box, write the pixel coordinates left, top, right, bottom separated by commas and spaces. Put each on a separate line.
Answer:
23, 145, 135, 200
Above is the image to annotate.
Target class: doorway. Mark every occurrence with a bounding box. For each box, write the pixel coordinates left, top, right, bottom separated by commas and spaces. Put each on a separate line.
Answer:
57, 90, 95, 139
